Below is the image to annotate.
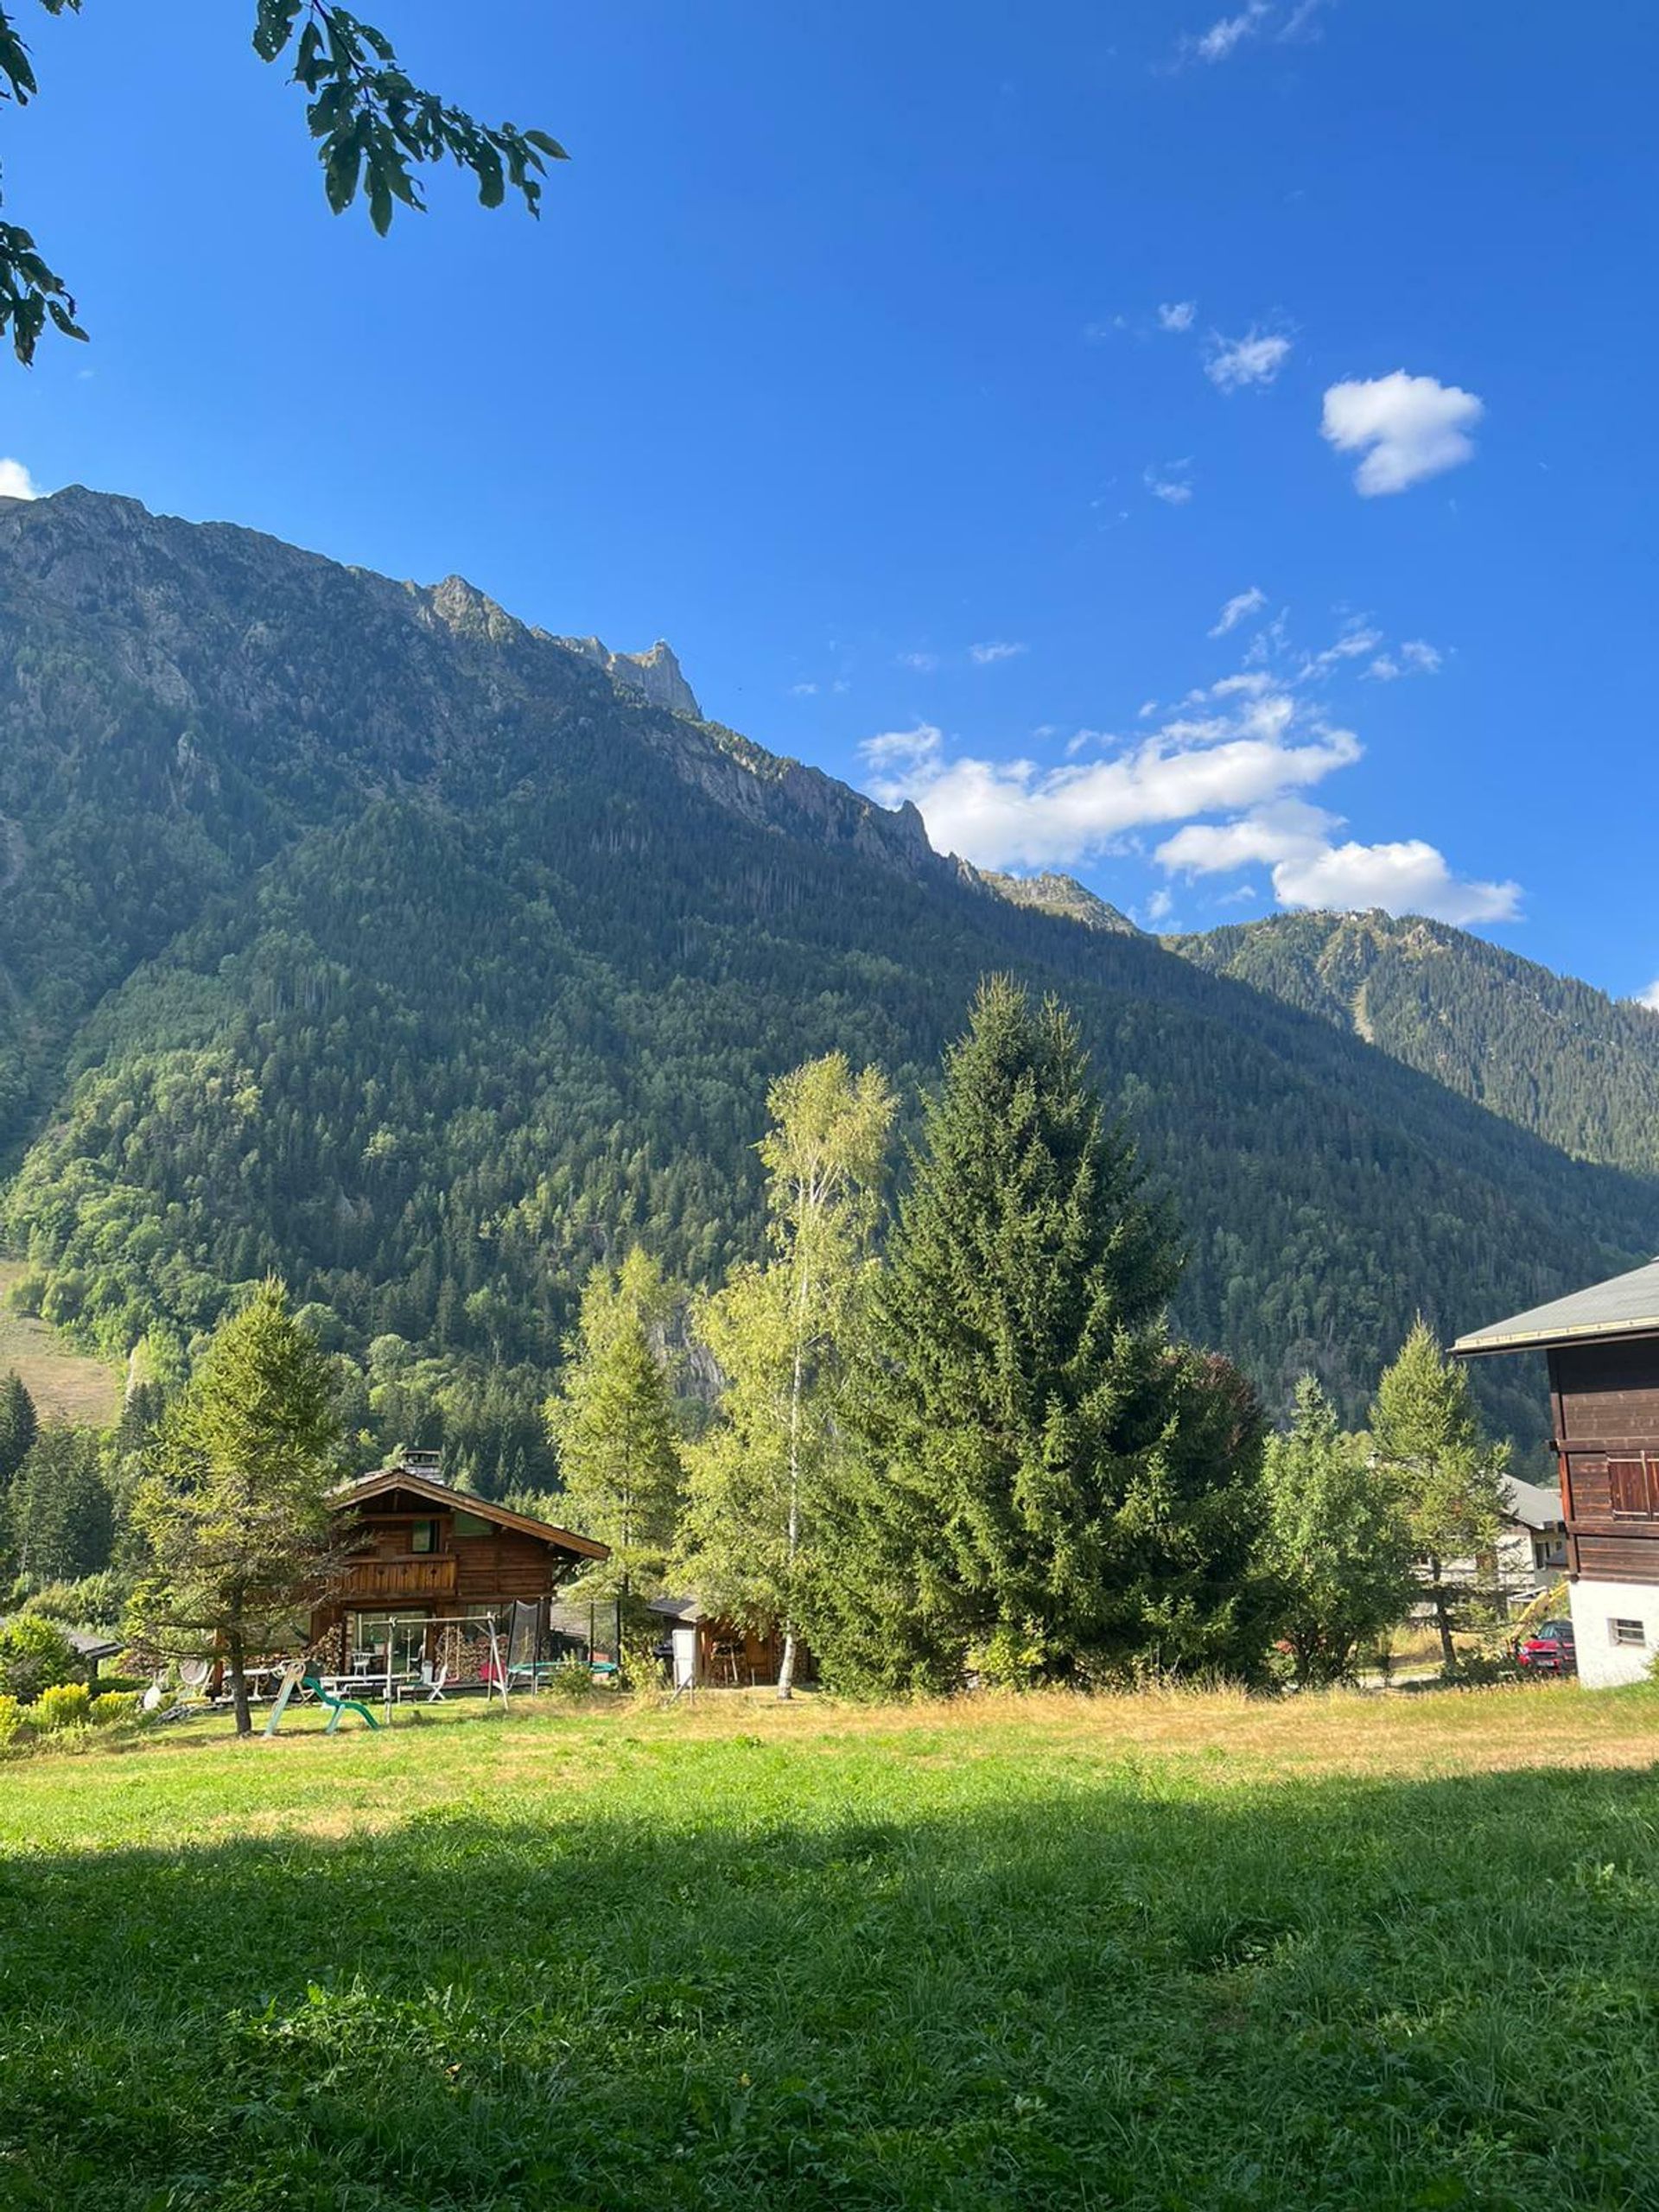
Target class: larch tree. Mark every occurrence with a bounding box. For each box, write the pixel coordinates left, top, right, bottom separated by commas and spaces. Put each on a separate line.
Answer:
1370, 1318, 1511, 1669
679, 1052, 895, 1699
821, 976, 1268, 1694
1262, 1374, 1417, 1687
543, 1246, 683, 1604
0, 2, 567, 364
127, 1280, 353, 1736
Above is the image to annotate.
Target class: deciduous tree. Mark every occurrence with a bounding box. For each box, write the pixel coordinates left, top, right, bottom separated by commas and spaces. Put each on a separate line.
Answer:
680, 1052, 894, 1697
0, 2, 566, 363
127, 1280, 353, 1735
543, 1247, 683, 1601
1262, 1374, 1416, 1687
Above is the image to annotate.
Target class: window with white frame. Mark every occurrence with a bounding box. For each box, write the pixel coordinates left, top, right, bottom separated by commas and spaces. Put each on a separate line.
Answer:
1610, 1617, 1647, 1648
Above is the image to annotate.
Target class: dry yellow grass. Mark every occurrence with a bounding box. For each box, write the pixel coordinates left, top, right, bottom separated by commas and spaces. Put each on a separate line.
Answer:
0, 1260, 121, 1424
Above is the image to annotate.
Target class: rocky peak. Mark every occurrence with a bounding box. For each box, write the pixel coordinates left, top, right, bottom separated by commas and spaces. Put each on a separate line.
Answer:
423, 575, 527, 647
976, 870, 1143, 935
556, 634, 702, 719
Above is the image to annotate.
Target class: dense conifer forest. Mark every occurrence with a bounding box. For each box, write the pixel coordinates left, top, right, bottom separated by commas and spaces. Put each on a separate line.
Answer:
0, 486, 1652, 1484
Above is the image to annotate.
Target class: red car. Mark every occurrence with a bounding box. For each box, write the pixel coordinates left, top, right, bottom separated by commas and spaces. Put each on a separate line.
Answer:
1516, 1619, 1576, 1675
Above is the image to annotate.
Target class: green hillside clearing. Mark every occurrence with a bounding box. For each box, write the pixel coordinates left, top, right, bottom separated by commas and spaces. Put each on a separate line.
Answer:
0, 1260, 120, 1425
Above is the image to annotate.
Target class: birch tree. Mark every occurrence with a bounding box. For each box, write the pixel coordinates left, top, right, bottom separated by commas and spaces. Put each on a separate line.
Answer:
679, 1053, 893, 1698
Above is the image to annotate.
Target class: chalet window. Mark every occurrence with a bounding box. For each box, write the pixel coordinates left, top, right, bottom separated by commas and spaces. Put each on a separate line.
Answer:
1532, 1534, 1567, 1570
410, 1519, 436, 1554
1610, 1617, 1648, 1648
1608, 1459, 1656, 1517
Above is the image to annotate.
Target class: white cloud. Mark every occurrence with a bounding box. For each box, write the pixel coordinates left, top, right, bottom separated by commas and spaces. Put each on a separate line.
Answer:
1145, 460, 1194, 505
789, 681, 819, 696
1210, 586, 1268, 638
0, 458, 40, 501
1274, 840, 1519, 925
1321, 372, 1484, 495
1157, 799, 1518, 925
1158, 301, 1198, 333
863, 698, 1358, 872
1634, 981, 1659, 1013
897, 650, 939, 672
1206, 330, 1293, 391
969, 640, 1028, 665
1145, 888, 1176, 925
1365, 640, 1442, 683
860, 723, 943, 773
1181, 3, 1272, 62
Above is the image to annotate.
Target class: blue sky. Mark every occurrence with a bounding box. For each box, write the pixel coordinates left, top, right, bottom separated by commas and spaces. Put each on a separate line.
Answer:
5, 1, 1656, 998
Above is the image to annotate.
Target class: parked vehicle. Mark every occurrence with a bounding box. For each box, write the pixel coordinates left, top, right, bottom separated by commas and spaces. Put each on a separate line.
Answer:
1515, 1618, 1576, 1675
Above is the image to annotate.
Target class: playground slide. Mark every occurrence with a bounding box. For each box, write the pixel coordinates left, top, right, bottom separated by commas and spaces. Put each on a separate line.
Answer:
303, 1675, 380, 1731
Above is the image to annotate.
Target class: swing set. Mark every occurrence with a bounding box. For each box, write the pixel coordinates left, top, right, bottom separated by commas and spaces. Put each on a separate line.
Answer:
262, 1608, 519, 1736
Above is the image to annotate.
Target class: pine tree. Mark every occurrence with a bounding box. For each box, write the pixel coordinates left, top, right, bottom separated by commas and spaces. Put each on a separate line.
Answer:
127, 1280, 352, 1736
1370, 1319, 1511, 1669
543, 1248, 683, 1601
6, 1424, 115, 1585
680, 1052, 895, 1696
0, 1371, 38, 1486
821, 976, 1264, 1692
1262, 1375, 1417, 1686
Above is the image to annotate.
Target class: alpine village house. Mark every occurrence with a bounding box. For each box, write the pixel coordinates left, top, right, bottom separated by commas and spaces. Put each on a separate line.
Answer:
1457, 1256, 1659, 1686
308, 1452, 609, 1689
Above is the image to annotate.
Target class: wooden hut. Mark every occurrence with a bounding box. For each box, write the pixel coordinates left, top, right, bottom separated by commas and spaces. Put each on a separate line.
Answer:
1456, 1258, 1659, 1685
308, 1452, 607, 1688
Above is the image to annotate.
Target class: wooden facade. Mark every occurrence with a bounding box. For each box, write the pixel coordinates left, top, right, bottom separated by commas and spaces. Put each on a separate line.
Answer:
1457, 1262, 1659, 1686
1546, 1338, 1659, 1586
308, 1457, 607, 1668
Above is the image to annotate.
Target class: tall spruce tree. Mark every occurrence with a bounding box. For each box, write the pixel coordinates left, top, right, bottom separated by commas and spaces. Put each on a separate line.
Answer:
5, 1422, 114, 1584
543, 1247, 683, 1602
820, 976, 1268, 1692
1370, 1319, 1510, 1669
127, 1281, 353, 1736
0, 1370, 38, 1486
680, 1052, 895, 1696
1262, 1374, 1418, 1687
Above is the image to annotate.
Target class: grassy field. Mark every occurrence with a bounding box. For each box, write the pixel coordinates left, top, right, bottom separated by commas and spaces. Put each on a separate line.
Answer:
0, 1262, 120, 1425
3, 1686, 1659, 2210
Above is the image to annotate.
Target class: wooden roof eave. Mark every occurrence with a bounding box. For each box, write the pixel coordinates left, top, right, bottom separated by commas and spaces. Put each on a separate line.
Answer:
330, 1469, 611, 1562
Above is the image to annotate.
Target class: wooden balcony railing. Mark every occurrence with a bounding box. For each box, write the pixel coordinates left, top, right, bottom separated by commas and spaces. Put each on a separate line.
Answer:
338, 1554, 458, 1603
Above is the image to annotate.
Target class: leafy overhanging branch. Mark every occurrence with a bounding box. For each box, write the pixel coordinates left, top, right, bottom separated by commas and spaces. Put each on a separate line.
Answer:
0, 0, 565, 365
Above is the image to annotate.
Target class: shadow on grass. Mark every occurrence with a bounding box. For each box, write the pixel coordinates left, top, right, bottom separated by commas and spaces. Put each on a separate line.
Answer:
3, 1759, 1658, 2210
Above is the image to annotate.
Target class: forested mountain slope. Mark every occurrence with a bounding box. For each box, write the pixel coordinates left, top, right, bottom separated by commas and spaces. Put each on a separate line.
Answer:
0, 487, 1651, 1459
1167, 912, 1659, 1178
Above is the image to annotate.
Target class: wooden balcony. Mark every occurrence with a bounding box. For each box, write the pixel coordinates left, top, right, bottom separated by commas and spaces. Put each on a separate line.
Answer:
338, 1554, 458, 1604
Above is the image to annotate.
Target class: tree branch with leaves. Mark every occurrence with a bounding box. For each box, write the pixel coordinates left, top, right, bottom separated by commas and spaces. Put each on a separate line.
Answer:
0, 1, 566, 363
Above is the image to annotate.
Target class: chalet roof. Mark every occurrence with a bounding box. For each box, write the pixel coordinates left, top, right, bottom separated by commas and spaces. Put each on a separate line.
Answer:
1453, 1257, 1659, 1358
333, 1465, 610, 1560
1501, 1476, 1565, 1531
0, 1617, 123, 1662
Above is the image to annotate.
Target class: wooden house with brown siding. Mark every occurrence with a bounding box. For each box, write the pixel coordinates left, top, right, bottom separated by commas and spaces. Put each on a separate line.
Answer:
308, 1452, 607, 1686
1456, 1257, 1659, 1685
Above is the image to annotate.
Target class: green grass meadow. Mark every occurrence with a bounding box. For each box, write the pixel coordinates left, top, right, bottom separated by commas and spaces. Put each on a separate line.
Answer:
3, 1688, 1658, 2210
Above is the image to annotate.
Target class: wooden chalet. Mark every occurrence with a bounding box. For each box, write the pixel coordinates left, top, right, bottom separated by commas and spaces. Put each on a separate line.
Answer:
308, 1452, 608, 1689
1456, 1258, 1659, 1685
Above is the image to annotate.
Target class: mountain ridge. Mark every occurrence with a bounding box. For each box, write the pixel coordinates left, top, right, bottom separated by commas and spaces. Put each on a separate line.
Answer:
0, 486, 1649, 1468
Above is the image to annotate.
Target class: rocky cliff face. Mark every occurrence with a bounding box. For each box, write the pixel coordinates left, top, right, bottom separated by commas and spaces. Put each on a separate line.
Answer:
976, 870, 1143, 935
556, 633, 702, 718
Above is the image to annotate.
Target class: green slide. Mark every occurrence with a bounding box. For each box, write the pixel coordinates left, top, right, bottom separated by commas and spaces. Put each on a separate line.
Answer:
302, 1674, 381, 1732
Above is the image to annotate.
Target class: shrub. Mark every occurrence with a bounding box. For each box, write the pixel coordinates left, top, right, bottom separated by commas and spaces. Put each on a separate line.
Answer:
32, 1681, 92, 1732
0, 1616, 79, 1702
0, 1694, 29, 1745
90, 1690, 142, 1727
22, 1572, 128, 1631
543, 1656, 596, 1702
90, 1673, 148, 1696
